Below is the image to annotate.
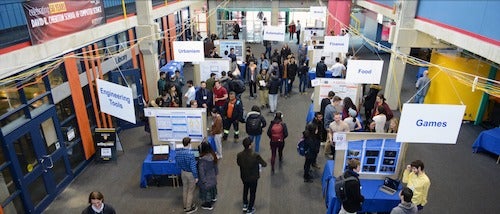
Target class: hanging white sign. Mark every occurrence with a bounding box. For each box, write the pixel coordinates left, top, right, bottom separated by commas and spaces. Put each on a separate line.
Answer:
324, 36, 349, 53
96, 79, 136, 124
309, 6, 327, 20
263, 26, 285, 42
173, 41, 204, 62
345, 60, 384, 84
397, 104, 466, 144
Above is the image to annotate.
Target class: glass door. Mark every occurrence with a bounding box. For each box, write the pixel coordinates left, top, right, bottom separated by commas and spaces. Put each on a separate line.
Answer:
4, 108, 71, 213
110, 69, 145, 130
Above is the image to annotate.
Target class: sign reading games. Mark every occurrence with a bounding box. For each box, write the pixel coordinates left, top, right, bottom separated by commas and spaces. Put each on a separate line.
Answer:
324, 36, 349, 53
96, 79, 136, 124
397, 104, 466, 144
345, 60, 384, 84
263, 26, 285, 42
173, 41, 204, 62
23, 0, 105, 45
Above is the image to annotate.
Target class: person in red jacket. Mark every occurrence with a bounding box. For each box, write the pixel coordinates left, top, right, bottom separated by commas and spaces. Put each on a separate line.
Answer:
288, 21, 296, 40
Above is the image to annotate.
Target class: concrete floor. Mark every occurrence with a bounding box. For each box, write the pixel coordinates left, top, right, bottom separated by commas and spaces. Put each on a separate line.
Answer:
44, 36, 500, 214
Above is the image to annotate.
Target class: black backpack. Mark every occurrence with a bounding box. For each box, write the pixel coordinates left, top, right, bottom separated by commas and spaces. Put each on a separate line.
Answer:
232, 79, 246, 94
246, 116, 261, 132
335, 175, 357, 202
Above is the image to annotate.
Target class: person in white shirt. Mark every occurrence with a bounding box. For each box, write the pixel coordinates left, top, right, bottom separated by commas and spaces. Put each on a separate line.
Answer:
330, 57, 346, 78
371, 105, 387, 133
184, 80, 196, 107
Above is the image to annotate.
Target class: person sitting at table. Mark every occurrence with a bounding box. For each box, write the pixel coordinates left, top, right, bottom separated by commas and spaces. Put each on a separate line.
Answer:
340, 159, 364, 214
390, 187, 418, 214
402, 160, 431, 211
81, 191, 116, 214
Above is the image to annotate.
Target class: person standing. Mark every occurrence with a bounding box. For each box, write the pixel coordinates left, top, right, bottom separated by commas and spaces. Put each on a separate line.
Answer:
287, 57, 298, 94
247, 60, 258, 99
288, 21, 296, 40
415, 70, 431, 104
81, 191, 116, 214
257, 69, 270, 109
158, 71, 167, 96
296, 20, 301, 44
198, 142, 219, 210
402, 160, 431, 211
330, 57, 346, 78
228, 48, 238, 73
222, 92, 244, 141
263, 40, 272, 59
390, 187, 418, 214
206, 73, 217, 92
245, 105, 267, 153
298, 59, 309, 95
233, 21, 240, 39
267, 112, 288, 174
373, 94, 394, 121
309, 112, 326, 159
237, 137, 267, 214
303, 123, 321, 183
211, 108, 223, 158
339, 159, 364, 214
363, 84, 381, 125
195, 81, 213, 111
175, 137, 199, 214
184, 80, 196, 107
316, 56, 327, 78
326, 112, 350, 159
213, 80, 228, 114
371, 105, 387, 133
268, 72, 281, 113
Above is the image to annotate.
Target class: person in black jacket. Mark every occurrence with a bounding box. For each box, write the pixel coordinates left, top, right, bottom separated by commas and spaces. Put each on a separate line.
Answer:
195, 81, 213, 111
303, 123, 320, 183
237, 137, 267, 214
81, 191, 116, 214
287, 57, 298, 94
222, 92, 244, 141
316, 56, 327, 78
363, 84, 381, 128
266, 112, 288, 174
297, 59, 309, 94
341, 159, 365, 213
309, 112, 325, 165
245, 105, 267, 153
267, 72, 281, 113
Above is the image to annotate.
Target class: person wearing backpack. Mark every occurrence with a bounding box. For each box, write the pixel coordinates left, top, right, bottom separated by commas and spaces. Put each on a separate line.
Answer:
303, 123, 320, 183
339, 159, 364, 214
222, 92, 244, 141
266, 112, 288, 174
245, 106, 267, 153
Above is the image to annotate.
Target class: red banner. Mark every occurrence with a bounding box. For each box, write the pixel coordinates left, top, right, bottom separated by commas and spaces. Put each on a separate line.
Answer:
23, 0, 106, 45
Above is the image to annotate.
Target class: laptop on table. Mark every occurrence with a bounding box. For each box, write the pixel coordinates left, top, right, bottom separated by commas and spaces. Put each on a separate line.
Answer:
152, 145, 170, 161
379, 177, 400, 195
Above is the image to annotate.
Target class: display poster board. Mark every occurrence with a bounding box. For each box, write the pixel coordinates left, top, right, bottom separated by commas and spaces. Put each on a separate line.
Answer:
94, 128, 116, 161
199, 58, 231, 81
314, 78, 360, 110
96, 79, 135, 124
218, 40, 245, 61
263, 26, 285, 42
324, 36, 349, 53
345, 60, 384, 84
173, 41, 204, 62
144, 107, 207, 145
397, 104, 466, 144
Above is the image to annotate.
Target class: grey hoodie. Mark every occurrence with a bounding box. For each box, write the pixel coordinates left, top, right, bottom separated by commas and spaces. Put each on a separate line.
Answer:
390, 202, 418, 214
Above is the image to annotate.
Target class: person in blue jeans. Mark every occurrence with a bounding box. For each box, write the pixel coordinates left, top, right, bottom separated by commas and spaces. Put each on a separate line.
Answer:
298, 60, 309, 94
245, 105, 267, 153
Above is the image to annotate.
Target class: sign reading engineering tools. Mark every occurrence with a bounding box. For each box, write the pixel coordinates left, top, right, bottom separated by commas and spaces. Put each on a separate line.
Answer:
345, 60, 384, 84
324, 36, 349, 53
96, 79, 136, 124
397, 104, 466, 144
263, 26, 285, 42
173, 41, 205, 62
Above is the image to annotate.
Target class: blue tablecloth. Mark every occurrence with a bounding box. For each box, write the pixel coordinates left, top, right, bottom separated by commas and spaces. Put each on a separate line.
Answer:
309, 69, 333, 80
322, 161, 400, 214
472, 128, 500, 156
239, 63, 246, 81
160, 60, 184, 77
140, 149, 181, 188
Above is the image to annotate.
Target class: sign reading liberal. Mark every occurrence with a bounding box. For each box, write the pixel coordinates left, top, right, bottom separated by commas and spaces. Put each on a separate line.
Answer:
324, 36, 349, 53
23, 0, 105, 45
263, 26, 285, 42
397, 104, 466, 144
173, 41, 204, 62
345, 60, 384, 84
96, 79, 136, 124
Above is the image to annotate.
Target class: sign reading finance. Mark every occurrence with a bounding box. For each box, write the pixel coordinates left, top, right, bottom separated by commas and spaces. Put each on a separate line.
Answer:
173, 41, 204, 62
397, 104, 466, 144
263, 26, 285, 42
324, 36, 349, 53
345, 60, 384, 84
96, 79, 136, 124
22, 0, 105, 45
